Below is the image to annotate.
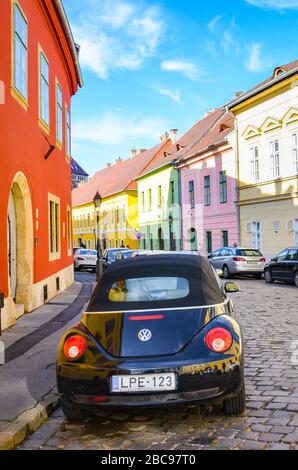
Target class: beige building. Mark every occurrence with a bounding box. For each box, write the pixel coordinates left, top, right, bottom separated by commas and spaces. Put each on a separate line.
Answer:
228, 60, 298, 259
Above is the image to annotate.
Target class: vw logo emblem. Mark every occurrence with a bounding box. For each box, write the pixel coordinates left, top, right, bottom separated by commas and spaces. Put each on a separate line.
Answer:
138, 329, 152, 342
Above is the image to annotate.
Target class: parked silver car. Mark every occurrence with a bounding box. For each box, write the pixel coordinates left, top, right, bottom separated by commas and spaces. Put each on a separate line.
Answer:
74, 249, 97, 272
208, 247, 266, 279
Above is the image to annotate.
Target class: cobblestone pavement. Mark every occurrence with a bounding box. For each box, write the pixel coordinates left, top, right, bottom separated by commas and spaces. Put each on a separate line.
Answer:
19, 279, 298, 450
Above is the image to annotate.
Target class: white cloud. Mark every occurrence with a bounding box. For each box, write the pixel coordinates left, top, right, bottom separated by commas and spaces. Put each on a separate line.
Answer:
207, 14, 223, 32
221, 30, 233, 54
160, 59, 201, 80
246, 43, 272, 72
70, 0, 165, 79
155, 86, 183, 104
72, 112, 167, 145
245, 0, 298, 9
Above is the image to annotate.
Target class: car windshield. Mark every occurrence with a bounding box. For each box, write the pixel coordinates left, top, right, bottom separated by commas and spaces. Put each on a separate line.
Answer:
236, 249, 262, 257
122, 251, 133, 259
108, 277, 190, 302
79, 250, 97, 255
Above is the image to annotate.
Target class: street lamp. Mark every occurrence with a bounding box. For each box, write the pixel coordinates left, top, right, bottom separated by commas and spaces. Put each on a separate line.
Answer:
93, 191, 103, 281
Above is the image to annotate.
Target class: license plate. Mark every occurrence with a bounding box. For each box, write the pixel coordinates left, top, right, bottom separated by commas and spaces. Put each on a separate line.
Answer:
247, 261, 257, 264
111, 373, 177, 393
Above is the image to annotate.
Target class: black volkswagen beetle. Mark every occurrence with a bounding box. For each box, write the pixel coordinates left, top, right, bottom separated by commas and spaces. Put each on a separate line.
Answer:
57, 255, 245, 419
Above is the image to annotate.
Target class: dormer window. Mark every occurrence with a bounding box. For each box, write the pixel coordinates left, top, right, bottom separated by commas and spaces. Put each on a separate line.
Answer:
220, 123, 230, 132
274, 68, 285, 77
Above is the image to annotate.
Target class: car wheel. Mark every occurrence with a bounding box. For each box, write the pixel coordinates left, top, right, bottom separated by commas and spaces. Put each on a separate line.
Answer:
264, 269, 273, 284
61, 401, 87, 421
254, 273, 262, 279
223, 382, 246, 415
223, 265, 232, 279
294, 272, 298, 288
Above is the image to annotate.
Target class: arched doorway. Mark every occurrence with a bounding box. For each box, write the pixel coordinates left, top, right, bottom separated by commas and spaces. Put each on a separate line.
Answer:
189, 227, 197, 251
158, 227, 164, 250
8, 172, 33, 313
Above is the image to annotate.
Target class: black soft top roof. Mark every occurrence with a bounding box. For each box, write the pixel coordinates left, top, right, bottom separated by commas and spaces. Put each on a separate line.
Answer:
86, 254, 225, 311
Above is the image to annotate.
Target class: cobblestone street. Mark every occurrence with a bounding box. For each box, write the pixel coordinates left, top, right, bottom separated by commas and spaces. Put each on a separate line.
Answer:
19, 278, 298, 450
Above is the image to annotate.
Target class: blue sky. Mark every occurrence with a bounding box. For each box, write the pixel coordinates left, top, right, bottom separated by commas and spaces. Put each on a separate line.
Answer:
62, 0, 298, 176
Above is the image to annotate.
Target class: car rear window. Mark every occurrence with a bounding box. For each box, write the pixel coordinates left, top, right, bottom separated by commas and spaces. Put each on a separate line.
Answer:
79, 250, 97, 255
236, 249, 262, 257
108, 277, 190, 302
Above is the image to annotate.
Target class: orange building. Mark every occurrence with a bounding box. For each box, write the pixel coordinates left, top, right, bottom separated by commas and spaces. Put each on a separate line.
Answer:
0, 0, 82, 330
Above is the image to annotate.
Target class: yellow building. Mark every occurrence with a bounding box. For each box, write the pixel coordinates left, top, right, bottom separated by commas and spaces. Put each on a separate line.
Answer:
72, 143, 168, 249
228, 60, 298, 259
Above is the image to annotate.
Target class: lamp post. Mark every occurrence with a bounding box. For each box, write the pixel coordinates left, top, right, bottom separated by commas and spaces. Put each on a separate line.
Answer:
93, 191, 103, 281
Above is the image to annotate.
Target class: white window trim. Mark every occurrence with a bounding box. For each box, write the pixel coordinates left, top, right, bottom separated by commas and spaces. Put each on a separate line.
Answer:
250, 145, 260, 183
38, 45, 50, 130
56, 79, 63, 146
48, 193, 61, 261
12, 1, 28, 105
269, 139, 280, 179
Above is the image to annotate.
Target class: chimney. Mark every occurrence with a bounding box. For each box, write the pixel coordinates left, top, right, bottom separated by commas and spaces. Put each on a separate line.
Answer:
105, 162, 111, 167
160, 131, 169, 142
130, 148, 137, 159
234, 90, 243, 98
139, 148, 147, 153
116, 157, 122, 164
204, 108, 215, 117
170, 129, 178, 144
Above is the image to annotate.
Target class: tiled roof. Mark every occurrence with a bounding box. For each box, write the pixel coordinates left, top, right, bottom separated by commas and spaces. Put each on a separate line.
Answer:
71, 157, 89, 177
227, 59, 298, 108
72, 140, 171, 207
138, 108, 226, 177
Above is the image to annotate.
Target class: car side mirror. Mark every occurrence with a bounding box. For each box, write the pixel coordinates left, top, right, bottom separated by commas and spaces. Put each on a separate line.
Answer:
224, 281, 239, 293
207, 254, 213, 259
101, 256, 107, 262
271, 257, 277, 262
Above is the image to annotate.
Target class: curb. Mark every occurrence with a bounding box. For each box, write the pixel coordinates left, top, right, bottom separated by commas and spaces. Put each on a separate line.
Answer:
0, 390, 60, 450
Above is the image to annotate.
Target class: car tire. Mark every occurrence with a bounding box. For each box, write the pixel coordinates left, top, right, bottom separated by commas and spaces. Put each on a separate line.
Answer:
61, 401, 87, 421
223, 265, 232, 279
254, 273, 262, 279
223, 382, 246, 415
294, 272, 298, 288
264, 269, 274, 284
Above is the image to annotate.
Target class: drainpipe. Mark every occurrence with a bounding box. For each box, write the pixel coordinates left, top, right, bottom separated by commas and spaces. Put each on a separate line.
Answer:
173, 161, 183, 251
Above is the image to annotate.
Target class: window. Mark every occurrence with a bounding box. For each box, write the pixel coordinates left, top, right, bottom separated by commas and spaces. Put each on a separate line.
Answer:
286, 249, 298, 261
276, 249, 288, 261
158, 185, 162, 207
56, 82, 63, 144
67, 208, 71, 254
39, 51, 49, 126
108, 277, 189, 302
111, 209, 114, 224
250, 146, 259, 183
252, 222, 261, 249
236, 249, 262, 257
170, 181, 175, 205
122, 204, 126, 223
141, 192, 145, 211
206, 231, 212, 254
269, 139, 280, 178
116, 207, 119, 224
219, 171, 227, 203
295, 220, 298, 247
148, 189, 152, 211
292, 134, 298, 174
204, 175, 211, 206
66, 107, 71, 157
49, 195, 60, 260
222, 230, 228, 246
189, 180, 195, 209
13, 3, 27, 100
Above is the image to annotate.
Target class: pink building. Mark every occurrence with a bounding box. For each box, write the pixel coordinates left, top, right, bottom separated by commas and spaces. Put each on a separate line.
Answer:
175, 109, 238, 255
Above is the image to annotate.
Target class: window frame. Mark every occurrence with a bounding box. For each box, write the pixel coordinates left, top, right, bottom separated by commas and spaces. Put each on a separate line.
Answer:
56, 80, 63, 146
39, 47, 50, 130
250, 146, 260, 183
269, 139, 280, 179
188, 180, 195, 209
219, 171, 227, 204
292, 133, 298, 175
12, 1, 28, 106
204, 175, 211, 206
48, 193, 61, 261
65, 105, 71, 158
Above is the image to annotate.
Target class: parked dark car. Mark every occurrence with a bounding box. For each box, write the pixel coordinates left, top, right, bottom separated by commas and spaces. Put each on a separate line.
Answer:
264, 247, 298, 287
208, 247, 266, 279
101, 248, 130, 271
57, 254, 245, 420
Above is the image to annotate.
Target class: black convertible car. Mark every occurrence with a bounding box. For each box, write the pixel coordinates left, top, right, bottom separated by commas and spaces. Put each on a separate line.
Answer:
57, 254, 245, 419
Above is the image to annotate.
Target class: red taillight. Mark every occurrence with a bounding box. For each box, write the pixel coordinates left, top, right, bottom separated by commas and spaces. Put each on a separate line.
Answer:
128, 315, 164, 320
233, 257, 246, 262
260, 257, 266, 262
205, 328, 232, 353
77, 256, 85, 261
63, 335, 86, 360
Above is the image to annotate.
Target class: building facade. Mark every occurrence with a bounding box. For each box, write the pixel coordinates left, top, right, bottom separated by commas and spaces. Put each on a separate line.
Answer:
176, 110, 238, 255
72, 143, 170, 250
0, 0, 82, 330
228, 60, 298, 259
71, 157, 89, 189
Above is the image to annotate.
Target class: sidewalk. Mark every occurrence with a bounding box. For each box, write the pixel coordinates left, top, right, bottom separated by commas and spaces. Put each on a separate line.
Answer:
0, 281, 92, 449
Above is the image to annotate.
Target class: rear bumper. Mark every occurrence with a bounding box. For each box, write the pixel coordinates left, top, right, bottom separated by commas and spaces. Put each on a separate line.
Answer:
57, 356, 244, 409
229, 264, 264, 275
